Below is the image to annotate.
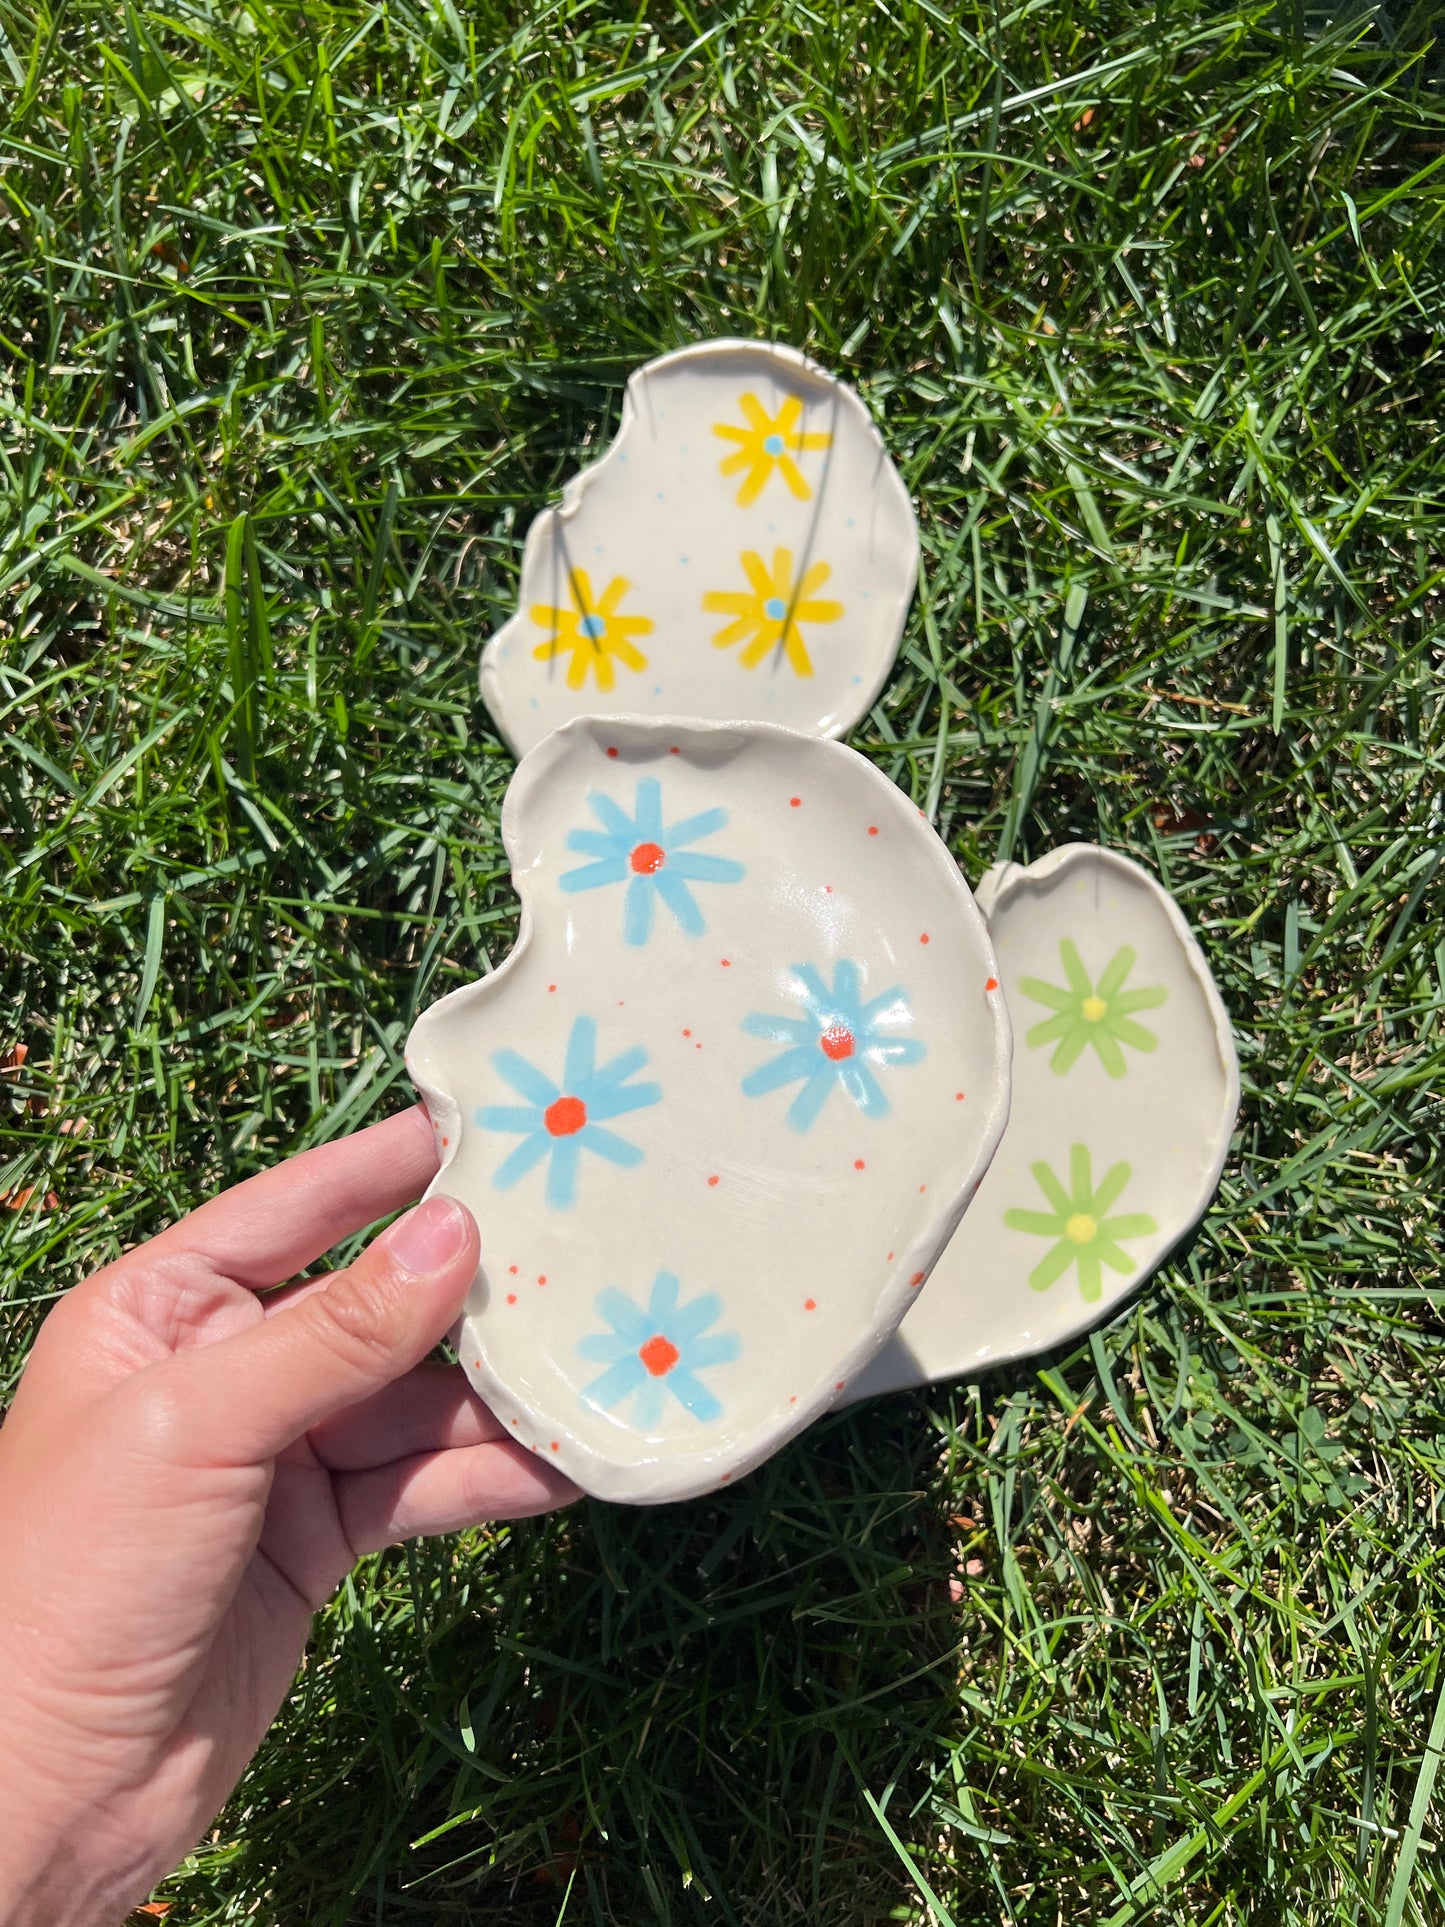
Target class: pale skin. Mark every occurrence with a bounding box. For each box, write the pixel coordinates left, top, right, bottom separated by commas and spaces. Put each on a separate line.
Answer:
0, 1105, 578, 1927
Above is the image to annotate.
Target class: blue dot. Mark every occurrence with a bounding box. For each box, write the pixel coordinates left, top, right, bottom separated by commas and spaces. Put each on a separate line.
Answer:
657, 490, 665, 500
531, 696, 540, 707
852, 674, 862, 684
653, 684, 664, 695
680, 555, 689, 565
594, 543, 603, 554
847, 517, 855, 527
764, 433, 785, 455
764, 597, 787, 621
579, 614, 607, 640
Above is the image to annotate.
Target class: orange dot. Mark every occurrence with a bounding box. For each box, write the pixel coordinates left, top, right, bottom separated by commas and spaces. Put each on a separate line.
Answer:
955, 1091, 965, 1101
695, 1042, 702, 1049
606, 746, 619, 758
919, 933, 929, 945
506, 1292, 517, 1304
911, 1272, 925, 1286
551, 1441, 560, 1452
854, 1158, 865, 1170
804, 1297, 816, 1311
669, 745, 680, 755
707, 1174, 720, 1186
919, 1183, 927, 1193
823, 884, 833, 894
538, 1274, 547, 1285
722, 1473, 731, 1482
790, 1394, 797, 1403
545, 1095, 587, 1137
441, 1135, 450, 1146
509, 1264, 518, 1274
511, 1418, 519, 1427
790, 796, 801, 808
720, 958, 731, 967
985, 976, 999, 991
887, 1251, 895, 1261
820, 1024, 854, 1061
548, 983, 557, 993
631, 840, 665, 875
835, 1381, 845, 1391
867, 825, 878, 836
640, 1333, 680, 1376
682, 1027, 692, 1037
473, 1359, 482, 1368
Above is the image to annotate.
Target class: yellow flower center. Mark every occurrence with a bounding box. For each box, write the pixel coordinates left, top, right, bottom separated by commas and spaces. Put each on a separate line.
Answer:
1065, 1213, 1097, 1245
1082, 995, 1107, 1022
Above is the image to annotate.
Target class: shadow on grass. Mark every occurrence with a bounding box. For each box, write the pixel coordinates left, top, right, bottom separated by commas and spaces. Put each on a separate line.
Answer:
217, 1392, 975, 1925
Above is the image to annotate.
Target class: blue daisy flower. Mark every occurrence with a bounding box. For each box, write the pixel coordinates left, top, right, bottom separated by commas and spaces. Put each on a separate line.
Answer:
741, 960, 926, 1131
474, 1014, 661, 1210
578, 1271, 740, 1427
559, 775, 745, 945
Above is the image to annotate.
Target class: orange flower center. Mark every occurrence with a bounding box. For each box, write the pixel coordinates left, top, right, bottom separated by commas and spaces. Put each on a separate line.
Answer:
630, 842, 666, 874
819, 1025, 855, 1061
544, 1095, 588, 1137
639, 1334, 680, 1377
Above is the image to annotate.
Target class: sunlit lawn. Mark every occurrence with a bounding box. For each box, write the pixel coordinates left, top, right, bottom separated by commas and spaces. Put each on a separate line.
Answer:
3, 2, 1444, 1920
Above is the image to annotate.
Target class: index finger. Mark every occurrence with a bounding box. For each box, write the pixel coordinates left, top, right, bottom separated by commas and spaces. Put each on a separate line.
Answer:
145, 1103, 442, 1290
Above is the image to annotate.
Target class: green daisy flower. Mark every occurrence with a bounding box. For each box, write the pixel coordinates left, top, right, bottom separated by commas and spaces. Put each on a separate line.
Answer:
1017, 938, 1166, 1079
1003, 1145, 1159, 1302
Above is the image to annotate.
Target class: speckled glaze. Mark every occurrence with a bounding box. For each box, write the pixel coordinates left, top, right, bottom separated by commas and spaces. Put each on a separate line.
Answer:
480, 340, 918, 756
853, 845, 1238, 1399
406, 717, 1011, 1503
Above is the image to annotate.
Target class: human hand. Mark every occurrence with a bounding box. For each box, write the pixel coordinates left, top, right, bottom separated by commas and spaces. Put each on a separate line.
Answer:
0, 1106, 576, 1927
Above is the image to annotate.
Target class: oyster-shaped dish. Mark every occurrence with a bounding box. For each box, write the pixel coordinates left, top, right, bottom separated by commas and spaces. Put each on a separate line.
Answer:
852, 845, 1238, 1398
406, 717, 1010, 1502
480, 341, 918, 756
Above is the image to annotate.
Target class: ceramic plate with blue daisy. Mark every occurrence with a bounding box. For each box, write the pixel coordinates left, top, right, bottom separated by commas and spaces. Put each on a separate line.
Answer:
407, 710, 1008, 1501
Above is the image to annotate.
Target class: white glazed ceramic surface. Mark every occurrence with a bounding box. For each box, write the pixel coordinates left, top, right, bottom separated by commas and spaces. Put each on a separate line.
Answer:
852, 845, 1238, 1399
480, 341, 919, 757
406, 717, 1011, 1502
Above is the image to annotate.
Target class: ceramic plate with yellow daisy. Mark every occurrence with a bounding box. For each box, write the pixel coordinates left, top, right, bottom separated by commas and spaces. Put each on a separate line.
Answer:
480, 340, 918, 755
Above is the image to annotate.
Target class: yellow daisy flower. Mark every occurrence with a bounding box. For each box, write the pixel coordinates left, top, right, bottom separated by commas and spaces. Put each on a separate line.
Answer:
530, 569, 652, 692
711, 393, 832, 507
701, 548, 842, 678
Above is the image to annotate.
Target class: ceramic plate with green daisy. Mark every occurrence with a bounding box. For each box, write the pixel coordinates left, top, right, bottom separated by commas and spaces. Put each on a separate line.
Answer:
853, 844, 1239, 1397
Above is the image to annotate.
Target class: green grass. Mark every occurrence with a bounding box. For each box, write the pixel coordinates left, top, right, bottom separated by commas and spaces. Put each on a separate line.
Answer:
3, 0, 1445, 1920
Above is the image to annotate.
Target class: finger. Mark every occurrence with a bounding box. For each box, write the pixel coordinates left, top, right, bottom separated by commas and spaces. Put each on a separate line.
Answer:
338, 1440, 580, 1553
260, 1274, 334, 1316
146, 1195, 478, 1466
145, 1104, 441, 1291
308, 1361, 507, 1471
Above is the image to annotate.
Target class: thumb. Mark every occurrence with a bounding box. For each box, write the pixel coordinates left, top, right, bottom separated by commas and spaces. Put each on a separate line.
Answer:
150, 1195, 479, 1466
